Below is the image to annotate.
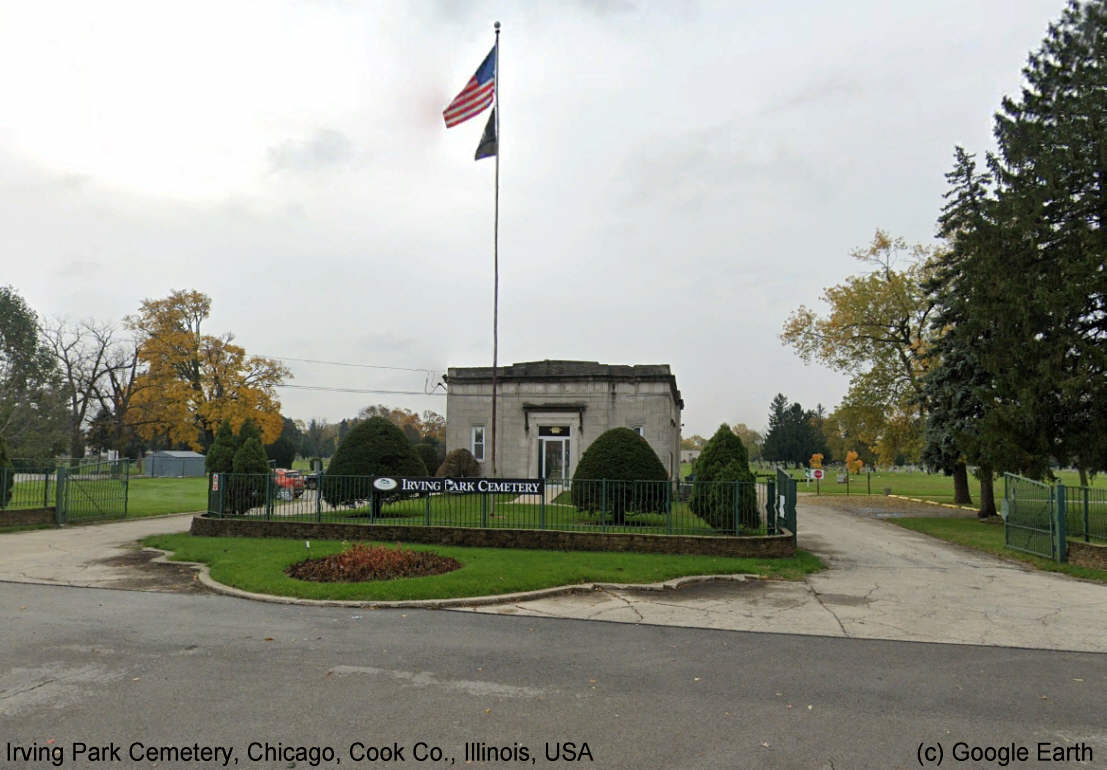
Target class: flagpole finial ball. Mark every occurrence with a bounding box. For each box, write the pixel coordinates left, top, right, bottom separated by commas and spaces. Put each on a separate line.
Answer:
494, 21, 500, 30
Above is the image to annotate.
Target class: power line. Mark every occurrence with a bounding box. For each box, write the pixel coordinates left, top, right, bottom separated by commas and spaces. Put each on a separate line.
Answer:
260, 354, 438, 374
278, 384, 445, 396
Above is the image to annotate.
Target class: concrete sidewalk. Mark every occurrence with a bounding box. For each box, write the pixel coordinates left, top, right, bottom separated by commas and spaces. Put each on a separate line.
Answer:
0, 514, 200, 592
460, 500, 1107, 653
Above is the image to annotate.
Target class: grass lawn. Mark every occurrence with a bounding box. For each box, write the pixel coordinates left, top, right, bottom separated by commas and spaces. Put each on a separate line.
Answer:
126, 477, 208, 516
143, 533, 824, 601
889, 517, 1107, 584
783, 468, 1107, 506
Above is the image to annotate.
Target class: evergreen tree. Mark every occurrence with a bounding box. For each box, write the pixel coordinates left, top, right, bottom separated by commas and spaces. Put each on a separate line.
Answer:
690, 424, 758, 530
205, 420, 235, 474
571, 428, 668, 524
926, 2, 1107, 484
323, 417, 427, 507
228, 436, 270, 515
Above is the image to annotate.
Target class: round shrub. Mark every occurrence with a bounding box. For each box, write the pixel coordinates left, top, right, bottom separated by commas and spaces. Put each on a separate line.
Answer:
436, 448, 482, 477
323, 417, 428, 507
228, 436, 270, 515
689, 424, 758, 531
571, 427, 668, 525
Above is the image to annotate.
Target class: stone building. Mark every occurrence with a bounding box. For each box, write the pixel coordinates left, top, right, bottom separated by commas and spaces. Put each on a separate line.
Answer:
444, 360, 683, 480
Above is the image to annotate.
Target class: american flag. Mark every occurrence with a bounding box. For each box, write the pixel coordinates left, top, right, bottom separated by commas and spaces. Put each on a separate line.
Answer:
443, 46, 496, 128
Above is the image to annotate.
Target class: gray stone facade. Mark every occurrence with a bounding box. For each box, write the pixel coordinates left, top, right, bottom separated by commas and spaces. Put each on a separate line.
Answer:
445, 360, 683, 480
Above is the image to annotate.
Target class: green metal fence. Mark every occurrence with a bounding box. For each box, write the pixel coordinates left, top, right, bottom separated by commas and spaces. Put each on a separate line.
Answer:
57, 459, 131, 524
1003, 474, 1057, 559
1003, 473, 1107, 562
1059, 483, 1107, 545
0, 461, 57, 512
209, 473, 791, 538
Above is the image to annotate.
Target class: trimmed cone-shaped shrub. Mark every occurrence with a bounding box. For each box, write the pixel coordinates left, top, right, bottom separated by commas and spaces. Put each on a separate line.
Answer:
571, 427, 668, 525
0, 439, 13, 508
412, 443, 439, 477
228, 436, 270, 515
689, 424, 758, 531
205, 420, 235, 474
435, 448, 482, 477
323, 417, 428, 507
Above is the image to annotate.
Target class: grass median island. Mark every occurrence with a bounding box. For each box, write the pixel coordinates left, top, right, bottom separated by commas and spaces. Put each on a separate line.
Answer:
142, 533, 824, 601
889, 517, 1107, 584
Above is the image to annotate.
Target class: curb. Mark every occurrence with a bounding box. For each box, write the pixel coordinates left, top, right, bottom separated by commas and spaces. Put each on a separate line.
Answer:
887, 495, 978, 512
143, 547, 762, 609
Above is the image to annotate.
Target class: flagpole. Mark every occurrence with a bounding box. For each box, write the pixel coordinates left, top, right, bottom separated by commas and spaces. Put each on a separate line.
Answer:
491, 20, 501, 479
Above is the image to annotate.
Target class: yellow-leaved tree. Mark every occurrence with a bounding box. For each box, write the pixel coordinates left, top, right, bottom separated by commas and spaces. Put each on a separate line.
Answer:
125, 290, 290, 450
781, 230, 952, 487
845, 450, 865, 475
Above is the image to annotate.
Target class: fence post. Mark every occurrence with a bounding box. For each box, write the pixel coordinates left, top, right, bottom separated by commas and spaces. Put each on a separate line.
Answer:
665, 480, 672, 535
481, 491, 488, 528
122, 460, 130, 517
540, 483, 546, 529
767, 478, 776, 534
55, 466, 67, 525
265, 473, 273, 520
1055, 483, 1067, 563
425, 493, 431, 526
0, 466, 6, 510
601, 479, 607, 533
732, 482, 740, 535
44, 467, 51, 509
315, 475, 323, 522
1083, 487, 1090, 543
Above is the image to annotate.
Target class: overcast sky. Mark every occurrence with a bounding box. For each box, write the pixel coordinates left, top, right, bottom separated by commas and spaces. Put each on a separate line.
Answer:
0, 0, 1065, 437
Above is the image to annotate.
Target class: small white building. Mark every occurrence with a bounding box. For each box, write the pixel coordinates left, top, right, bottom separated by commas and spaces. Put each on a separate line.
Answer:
445, 360, 683, 480
680, 449, 701, 464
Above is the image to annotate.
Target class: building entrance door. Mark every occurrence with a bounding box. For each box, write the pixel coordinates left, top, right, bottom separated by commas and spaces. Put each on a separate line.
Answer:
537, 426, 571, 480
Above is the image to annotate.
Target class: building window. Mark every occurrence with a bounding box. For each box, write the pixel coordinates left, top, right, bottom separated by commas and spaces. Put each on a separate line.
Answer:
471, 426, 485, 461
632, 425, 645, 438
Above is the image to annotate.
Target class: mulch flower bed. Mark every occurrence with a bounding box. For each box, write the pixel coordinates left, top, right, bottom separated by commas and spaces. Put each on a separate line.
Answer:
285, 543, 461, 582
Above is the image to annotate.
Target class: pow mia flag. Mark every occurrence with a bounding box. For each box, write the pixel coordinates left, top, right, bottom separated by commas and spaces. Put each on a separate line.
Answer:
475, 108, 497, 160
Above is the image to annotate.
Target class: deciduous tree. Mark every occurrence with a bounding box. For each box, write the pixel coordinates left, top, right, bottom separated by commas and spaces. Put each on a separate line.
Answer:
781, 231, 940, 479
125, 290, 289, 451
0, 286, 68, 459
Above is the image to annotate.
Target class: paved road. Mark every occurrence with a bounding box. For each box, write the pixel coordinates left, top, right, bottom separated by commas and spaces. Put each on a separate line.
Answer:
466, 500, 1107, 652
2, 582, 1105, 770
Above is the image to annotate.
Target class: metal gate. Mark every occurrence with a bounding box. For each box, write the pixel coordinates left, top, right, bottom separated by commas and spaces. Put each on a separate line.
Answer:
775, 468, 797, 542
58, 459, 130, 524
1003, 474, 1056, 559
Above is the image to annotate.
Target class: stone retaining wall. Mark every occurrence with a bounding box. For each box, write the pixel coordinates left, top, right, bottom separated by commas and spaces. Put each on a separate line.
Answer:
0, 508, 55, 527
1068, 540, 1107, 571
190, 515, 795, 557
